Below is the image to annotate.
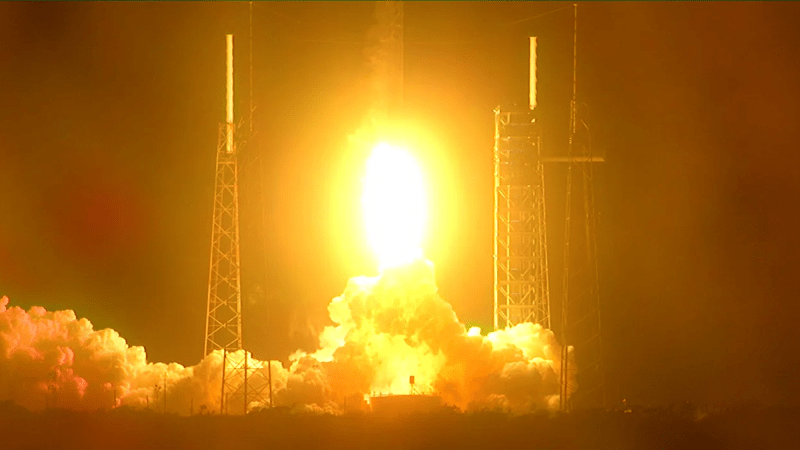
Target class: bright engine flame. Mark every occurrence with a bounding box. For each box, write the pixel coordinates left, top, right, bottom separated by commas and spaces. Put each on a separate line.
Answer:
362, 143, 427, 270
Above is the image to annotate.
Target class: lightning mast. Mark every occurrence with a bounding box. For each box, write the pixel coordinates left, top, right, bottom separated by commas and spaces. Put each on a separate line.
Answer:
492, 4, 606, 411
205, 33, 242, 360
559, 3, 606, 411
493, 37, 552, 330
205, 33, 270, 415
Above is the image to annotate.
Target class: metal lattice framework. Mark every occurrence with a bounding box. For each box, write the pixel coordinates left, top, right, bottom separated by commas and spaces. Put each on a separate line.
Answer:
560, 104, 606, 411
559, 4, 606, 411
493, 108, 551, 330
205, 120, 273, 416
220, 348, 272, 415
204, 32, 272, 414
205, 123, 243, 356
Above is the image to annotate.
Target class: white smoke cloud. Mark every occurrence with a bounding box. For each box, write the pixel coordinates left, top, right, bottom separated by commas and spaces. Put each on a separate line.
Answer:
0, 259, 573, 415
0, 296, 221, 413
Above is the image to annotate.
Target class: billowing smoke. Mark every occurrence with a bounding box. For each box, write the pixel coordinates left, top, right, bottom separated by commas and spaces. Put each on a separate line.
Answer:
0, 259, 573, 415
291, 259, 573, 413
0, 295, 225, 413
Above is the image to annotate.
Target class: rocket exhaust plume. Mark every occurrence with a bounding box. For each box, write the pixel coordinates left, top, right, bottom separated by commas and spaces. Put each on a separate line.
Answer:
362, 143, 426, 270
0, 145, 574, 415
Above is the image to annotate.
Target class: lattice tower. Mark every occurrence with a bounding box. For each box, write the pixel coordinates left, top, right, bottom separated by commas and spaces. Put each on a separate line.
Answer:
493, 108, 552, 330
204, 33, 271, 415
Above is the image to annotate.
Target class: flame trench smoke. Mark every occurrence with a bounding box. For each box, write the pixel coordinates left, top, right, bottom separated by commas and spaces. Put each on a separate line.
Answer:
1, 258, 573, 415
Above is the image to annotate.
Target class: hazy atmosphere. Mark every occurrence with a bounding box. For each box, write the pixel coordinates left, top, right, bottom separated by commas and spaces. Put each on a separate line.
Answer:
2, 1, 800, 414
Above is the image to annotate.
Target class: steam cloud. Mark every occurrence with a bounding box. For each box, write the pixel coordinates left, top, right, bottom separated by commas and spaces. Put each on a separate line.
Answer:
1, 259, 573, 415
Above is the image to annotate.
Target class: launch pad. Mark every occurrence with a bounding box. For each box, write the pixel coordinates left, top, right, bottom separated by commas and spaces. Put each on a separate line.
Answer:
370, 394, 444, 416
201, 2, 604, 415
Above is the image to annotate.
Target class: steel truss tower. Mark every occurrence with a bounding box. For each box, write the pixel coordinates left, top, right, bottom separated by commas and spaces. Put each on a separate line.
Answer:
493, 108, 551, 330
560, 4, 606, 411
205, 34, 270, 415
491, 5, 606, 411
205, 120, 243, 357
560, 121, 605, 411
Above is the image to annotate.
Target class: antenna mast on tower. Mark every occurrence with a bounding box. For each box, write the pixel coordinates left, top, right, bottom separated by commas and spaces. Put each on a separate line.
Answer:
205, 31, 271, 415
490, 4, 606, 412
493, 36, 552, 331
205, 33, 242, 359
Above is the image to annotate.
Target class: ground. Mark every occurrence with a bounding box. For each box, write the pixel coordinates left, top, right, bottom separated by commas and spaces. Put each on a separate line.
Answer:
1, 402, 797, 450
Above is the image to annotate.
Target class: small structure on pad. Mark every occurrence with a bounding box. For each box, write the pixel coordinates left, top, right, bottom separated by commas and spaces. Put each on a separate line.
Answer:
369, 376, 443, 416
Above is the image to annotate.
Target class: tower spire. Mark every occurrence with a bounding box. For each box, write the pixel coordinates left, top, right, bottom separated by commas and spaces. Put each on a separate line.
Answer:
205, 32, 270, 415
205, 34, 242, 358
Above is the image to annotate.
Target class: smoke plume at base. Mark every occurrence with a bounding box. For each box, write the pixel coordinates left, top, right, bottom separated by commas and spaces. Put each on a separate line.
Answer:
0, 260, 573, 415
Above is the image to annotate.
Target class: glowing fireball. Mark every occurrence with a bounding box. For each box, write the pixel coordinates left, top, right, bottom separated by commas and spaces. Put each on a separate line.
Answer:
362, 143, 427, 270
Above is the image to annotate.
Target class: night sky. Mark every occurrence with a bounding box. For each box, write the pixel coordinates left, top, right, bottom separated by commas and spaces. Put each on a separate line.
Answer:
2, 2, 800, 408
